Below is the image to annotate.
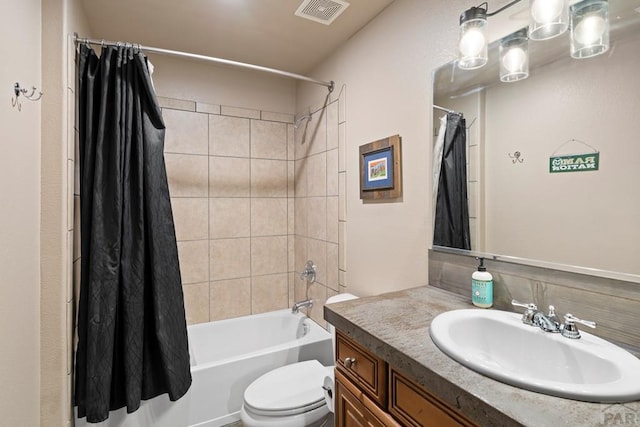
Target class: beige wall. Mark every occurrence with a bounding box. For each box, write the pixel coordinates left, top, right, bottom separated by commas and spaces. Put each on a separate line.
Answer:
0, 0, 41, 425
297, 0, 481, 296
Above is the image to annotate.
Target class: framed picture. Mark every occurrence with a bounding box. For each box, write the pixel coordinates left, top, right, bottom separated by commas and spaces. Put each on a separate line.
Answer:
359, 135, 402, 200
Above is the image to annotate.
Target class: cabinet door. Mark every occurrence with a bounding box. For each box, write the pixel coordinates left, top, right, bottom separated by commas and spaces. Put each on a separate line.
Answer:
336, 369, 401, 427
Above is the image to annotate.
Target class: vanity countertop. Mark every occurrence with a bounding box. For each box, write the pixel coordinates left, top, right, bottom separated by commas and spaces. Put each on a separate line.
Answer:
324, 285, 640, 427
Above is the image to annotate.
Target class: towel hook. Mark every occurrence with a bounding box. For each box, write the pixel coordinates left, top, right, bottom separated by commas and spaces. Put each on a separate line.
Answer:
509, 151, 524, 164
12, 82, 43, 111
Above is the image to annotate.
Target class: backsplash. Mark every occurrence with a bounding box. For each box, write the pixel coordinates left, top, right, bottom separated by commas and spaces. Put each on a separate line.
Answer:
429, 249, 640, 355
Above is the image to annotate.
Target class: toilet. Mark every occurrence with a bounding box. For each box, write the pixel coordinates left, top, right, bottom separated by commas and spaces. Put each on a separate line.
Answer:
240, 293, 358, 427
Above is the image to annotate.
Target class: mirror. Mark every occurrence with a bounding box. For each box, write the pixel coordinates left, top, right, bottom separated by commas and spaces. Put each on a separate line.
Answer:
432, 0, 640, 278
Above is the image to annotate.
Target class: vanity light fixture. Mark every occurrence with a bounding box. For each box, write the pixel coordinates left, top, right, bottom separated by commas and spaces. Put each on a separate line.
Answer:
529, 0, 569, 40
500, 28, 530, 82
570, 0, 609, 58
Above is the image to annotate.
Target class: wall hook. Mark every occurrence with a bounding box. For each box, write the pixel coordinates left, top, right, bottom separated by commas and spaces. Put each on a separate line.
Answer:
12, 82, 43, 111
509, 151, 524, 164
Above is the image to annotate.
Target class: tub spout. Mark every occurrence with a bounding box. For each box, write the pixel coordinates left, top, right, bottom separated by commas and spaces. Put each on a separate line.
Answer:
292, 299, 313, 314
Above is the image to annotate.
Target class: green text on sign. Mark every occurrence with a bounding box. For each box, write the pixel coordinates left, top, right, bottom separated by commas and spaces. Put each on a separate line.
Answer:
549, 153, 599, 173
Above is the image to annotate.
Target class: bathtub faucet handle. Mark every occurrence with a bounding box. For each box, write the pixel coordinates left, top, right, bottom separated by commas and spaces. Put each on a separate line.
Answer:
299, 260, 317, 284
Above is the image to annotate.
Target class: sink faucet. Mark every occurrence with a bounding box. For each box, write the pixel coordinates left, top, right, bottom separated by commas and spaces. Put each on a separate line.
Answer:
511, 300, 596, 338
292, 299, 313, 314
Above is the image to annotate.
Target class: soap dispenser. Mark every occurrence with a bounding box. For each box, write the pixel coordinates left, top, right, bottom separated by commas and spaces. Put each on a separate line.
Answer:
472, 257, 493, 308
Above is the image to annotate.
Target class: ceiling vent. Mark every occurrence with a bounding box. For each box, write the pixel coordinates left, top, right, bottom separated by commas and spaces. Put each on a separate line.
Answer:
295, 0, 350, 26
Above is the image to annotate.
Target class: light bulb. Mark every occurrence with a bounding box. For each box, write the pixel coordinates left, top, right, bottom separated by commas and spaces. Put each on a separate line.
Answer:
502, 47, 527, 72
459, 28, 486, 58
531, 0, 564, 23
574, 15, 606, 45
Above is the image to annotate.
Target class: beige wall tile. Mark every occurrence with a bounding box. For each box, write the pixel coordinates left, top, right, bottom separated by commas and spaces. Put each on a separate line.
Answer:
307, 197, 327, 241
307, 282, 328, 327
182, 283, 210, 325
288, 198, 295, 235
261, 111, 294, 124
252, 273, 289, 314
294, 271, 307, 304
326, 148, 338, 196
163, 109, 208, 155
251, 159, 287, 197
288, 161, 295, 197
295, 236, 308, 276
287, 124, 295, 161
327, 196, 339, 244
251, 236, 288, 276
338, 122, 346, 172
165, 154, 209, 197
294, 160, 308, 198
308, 111, 327, 156
210, 198, 250, 238
210, 278, 251, 321
210, 238, 251, 281
327, 243, 339, 292
288, 272, 297, 308
339, 222, 346, 271
197, 102, 221, 115
338, 172, 347, 221
171, 198, 208, 241
158, 97, 196, 111
209, 156, 250, 197
327, 100, 339, 150
308, 238, 327, 286
288, 234, 295, 272
251, 120, 287, 160
177, 240, 209, 284
307, 152, 326, 197
210, 115, 250, 158
221, 105, 260, 119
251, 198, 288, 236
294, 197, 307, 236
339, 269, 347, 287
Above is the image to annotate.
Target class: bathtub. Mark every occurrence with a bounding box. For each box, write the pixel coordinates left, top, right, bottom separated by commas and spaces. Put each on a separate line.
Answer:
75, 309, 333, 427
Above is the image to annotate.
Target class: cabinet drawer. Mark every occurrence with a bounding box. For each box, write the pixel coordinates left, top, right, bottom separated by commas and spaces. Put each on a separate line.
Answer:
335, 369, 401, 427
336, 331, 387, 405
389, 369, 477, 427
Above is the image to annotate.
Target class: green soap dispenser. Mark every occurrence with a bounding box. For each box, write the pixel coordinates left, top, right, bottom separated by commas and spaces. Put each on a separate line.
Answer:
472, 257, 493, 308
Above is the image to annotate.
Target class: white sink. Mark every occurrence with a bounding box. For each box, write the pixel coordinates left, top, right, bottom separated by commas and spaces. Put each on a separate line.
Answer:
429, 309, 640, 403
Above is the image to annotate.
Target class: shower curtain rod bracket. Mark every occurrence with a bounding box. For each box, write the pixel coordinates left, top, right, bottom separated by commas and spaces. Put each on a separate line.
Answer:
73, 34, 334, 91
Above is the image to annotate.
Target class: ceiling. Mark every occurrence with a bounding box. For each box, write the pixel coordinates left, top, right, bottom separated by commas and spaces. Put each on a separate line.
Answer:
80, 0, 395, 75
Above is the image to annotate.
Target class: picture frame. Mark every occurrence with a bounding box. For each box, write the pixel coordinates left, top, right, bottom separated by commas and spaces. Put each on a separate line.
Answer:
359, 135, 402, 200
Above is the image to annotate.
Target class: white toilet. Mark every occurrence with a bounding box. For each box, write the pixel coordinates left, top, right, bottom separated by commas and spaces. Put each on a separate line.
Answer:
240, 293, 358, 427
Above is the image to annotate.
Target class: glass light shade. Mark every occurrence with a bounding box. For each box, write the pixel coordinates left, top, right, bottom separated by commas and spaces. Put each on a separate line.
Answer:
571, 0, 609, 58
500, 29, 529, 82
458, 7, 488, 70
529, 0, 569, 40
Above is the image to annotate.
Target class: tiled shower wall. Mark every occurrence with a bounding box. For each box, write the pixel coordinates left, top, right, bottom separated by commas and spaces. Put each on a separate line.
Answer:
159, 90, 346, 326
293, 91, 347, 327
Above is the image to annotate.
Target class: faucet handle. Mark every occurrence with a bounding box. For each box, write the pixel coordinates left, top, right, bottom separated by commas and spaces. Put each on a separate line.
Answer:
561, 313, 596, 339
511, 300, 538, 325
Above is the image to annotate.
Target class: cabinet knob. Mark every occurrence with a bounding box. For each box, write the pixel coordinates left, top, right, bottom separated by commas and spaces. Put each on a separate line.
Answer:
344, 357, 357, 369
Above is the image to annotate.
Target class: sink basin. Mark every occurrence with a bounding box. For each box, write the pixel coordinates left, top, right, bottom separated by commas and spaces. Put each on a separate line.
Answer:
429, 309, 640, 403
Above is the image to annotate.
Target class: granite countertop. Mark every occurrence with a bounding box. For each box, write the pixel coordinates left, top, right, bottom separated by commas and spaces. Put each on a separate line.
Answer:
324, 286, 640, 427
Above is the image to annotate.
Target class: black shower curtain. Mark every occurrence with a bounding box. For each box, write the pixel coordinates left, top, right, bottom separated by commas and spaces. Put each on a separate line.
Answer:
433, 113, 471, 250
74, 44, 191, 423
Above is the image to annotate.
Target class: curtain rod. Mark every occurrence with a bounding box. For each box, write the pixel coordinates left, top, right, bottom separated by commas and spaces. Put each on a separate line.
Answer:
433, 104, 456, 114
73, 34, 334, 92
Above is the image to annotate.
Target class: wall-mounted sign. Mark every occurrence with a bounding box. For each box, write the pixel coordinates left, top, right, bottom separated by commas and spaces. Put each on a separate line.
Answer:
549, 152, 599, 173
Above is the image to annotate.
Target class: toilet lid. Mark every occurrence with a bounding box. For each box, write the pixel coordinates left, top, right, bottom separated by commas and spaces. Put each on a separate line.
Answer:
244, 360, 330, 416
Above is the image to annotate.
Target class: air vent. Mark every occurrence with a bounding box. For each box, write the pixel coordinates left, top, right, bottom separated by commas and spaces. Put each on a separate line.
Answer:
295, 0, 350, 26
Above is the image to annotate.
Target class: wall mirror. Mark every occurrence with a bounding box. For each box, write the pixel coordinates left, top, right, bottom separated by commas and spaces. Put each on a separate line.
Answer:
432, 0, 640, 280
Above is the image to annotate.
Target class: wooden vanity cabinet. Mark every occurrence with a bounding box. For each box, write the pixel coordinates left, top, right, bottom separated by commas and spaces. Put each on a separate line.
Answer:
335, 331, 478, 427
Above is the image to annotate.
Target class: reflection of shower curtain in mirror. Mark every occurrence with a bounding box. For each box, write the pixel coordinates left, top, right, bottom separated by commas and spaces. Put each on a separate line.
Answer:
75, 44, 192, 423
432, 115, 447, 228
433, 113, 471, 250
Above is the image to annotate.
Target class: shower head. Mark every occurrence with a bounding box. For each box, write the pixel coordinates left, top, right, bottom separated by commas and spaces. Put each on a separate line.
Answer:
294, 114, 312, 129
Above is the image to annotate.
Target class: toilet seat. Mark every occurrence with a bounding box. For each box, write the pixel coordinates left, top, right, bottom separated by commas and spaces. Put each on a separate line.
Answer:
243, 360, 332, 417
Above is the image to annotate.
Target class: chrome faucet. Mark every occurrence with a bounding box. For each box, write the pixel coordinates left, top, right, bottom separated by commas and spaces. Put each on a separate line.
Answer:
292, 299, 313, 314
511, 300, 596, 338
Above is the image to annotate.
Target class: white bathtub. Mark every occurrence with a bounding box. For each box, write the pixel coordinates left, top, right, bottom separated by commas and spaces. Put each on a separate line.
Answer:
75, 309, 333, 427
